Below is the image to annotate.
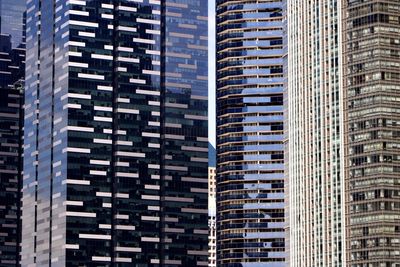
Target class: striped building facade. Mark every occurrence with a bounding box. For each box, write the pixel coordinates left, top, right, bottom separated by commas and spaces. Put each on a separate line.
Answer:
21, 0, 208, 266
286, 0, 346, 266
216, 0, 286, 265
343, 1, 400, 266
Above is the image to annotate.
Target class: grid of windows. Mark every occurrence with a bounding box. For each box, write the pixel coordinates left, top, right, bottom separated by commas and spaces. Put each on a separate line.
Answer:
344, 1, 400, 266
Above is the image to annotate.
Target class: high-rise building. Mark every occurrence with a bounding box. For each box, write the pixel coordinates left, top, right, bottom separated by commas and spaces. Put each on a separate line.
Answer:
208, 166, 216, 267
208, 144, 216, 267
0, 0, 26, 89
21, 0, 208, 266
343, 1, 400, 266
216, 0, 286, 265
286, 0, 346, 266
0, 0, 25, 266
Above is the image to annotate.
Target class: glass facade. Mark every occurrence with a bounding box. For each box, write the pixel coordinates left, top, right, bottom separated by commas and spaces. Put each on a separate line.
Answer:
0, 83, 24, 267
344, 1, 400, 266
286, 0, 345, 266
216, 0, 285, 266
21, 0, 208, 266
0, 0, 25, 49
0, 0, 25, 88
0, 0, 25, 265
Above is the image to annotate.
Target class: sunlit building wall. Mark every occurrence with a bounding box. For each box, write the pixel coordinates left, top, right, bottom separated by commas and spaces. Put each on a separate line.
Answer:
286, 0, 346, 266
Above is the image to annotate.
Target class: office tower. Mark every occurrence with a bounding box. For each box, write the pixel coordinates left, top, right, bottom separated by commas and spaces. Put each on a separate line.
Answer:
208, 144, 216, 267
21, 0, 208, 266
216, 0, 285, 265
0, 0, 25, 266
286, 0, 346, 266
343, 1, 400, 266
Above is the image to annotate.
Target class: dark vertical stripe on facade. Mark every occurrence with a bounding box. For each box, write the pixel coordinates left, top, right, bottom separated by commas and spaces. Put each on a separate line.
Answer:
110, 0, 118, 264
159, 0, 167, 265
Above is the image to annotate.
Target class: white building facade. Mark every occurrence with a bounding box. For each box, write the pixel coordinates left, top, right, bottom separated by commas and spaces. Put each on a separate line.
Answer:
286, 0, 346, 266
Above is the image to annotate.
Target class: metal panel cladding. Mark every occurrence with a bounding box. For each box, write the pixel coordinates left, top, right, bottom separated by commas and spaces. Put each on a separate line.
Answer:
286, 0, 345, 266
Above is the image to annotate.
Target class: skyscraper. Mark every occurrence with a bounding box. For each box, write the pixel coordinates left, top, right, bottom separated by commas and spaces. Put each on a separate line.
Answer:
0, 0, 25, 265
343, 1, 400, 265
216, 0, 286, 265
208, 143, 216, 267
286, 0, 346, 266
0, 0, 26, 88
21, 0, 208, 265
